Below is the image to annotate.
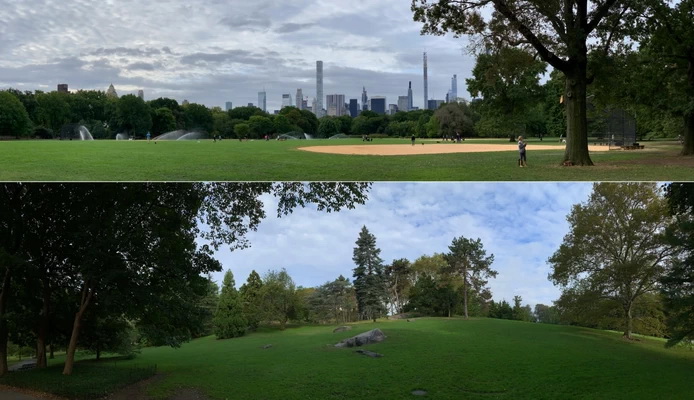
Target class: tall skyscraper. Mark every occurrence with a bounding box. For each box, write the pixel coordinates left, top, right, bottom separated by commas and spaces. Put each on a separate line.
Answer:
349, 99, 358, 117
316, 61, 323, 117
451, 74, 457, 101
225, 102, 233, 111
423, 52, 428, 110
397, 96, 409, 113
407, 81, 413, 111
258, 91, 266, 112
57, 84, 68, 93
326, 94, 346, 116
361, 87, 368, 111
282, 94, 292, 108
106, 83, 118, 98
296, 89, 303, 110
137, 89, 144, 100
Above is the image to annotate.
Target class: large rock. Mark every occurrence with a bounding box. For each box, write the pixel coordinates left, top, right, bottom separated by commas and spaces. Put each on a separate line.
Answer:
333, 326, 352, 333
334, 328, 386, 348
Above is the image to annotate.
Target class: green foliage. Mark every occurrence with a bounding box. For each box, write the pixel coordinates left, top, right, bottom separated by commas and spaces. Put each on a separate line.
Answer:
0, 91, 31, 137
234, 123, 250, 138
352, 226, 387, 321
36, 91, 71, 134
248, 115, 274, 138
445, 236, 496, 318
152, 107, 177, 136
239, 270, 264, 329
213, 270, 247, 339
228, 106, 265, 121
308, 275, 357, 323
317, 117, 340, 138
116, 95, 152, 136
534, 303, 561, 324
183, 103, 213, 133
260, 269, 298, 329
434, 102, 476, 137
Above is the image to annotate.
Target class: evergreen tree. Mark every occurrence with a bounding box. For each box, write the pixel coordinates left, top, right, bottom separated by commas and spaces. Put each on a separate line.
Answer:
213, 270, 247, 339
239, 270, 263, 330
445, 236, 496, 319
352, 226, 386, 322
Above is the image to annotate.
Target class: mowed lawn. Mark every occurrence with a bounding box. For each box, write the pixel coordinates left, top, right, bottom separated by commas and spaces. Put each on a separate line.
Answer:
0, 138, 691, 181
6, 318, 694, 399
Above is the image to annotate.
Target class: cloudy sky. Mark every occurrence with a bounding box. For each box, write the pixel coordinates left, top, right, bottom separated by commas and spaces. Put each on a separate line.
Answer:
0, 0, 479, 111
208, 182, 595, 309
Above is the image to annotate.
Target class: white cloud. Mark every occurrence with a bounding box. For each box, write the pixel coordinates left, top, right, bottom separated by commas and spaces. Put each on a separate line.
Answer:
209, 182, 594, 308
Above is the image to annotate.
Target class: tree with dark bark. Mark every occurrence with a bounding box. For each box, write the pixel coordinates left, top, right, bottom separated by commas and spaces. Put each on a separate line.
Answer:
352, 226, 387, 322
412, 0, 631, 165
549, 182, 674, 339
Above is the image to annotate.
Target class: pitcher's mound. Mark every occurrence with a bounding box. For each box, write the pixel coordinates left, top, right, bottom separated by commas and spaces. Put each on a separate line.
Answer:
298, 143, 610, 156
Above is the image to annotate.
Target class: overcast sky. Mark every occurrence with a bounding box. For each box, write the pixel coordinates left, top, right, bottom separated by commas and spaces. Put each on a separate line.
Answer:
0, 0, 480, 111
208, 182, 596, 309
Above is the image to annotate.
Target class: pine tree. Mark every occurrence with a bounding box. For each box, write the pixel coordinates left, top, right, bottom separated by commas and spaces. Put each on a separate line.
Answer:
239, 270, 264, 330
352, 226, 386, 322
213, 270, 247, 339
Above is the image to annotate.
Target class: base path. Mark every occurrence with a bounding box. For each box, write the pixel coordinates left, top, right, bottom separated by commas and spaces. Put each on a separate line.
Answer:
298, 143, 612, 156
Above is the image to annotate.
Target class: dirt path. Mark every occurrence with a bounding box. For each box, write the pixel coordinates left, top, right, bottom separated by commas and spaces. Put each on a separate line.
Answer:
0, 385, 65, 400
298, 143, 612, 156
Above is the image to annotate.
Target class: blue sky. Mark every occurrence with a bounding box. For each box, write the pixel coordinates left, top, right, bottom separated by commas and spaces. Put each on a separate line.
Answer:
1, 0, 479, 111
209, 182, 595, 308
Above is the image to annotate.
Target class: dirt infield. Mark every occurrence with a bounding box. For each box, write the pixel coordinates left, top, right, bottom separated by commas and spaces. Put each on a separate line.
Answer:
298, 143, 612, 156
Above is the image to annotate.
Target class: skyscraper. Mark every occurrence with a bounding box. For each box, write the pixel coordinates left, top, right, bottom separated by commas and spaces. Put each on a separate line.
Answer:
451, 74, 457, 101
106, 83, 118, 98
258, 91, 266, 112
296, 89, 303, 110
326, 94, 346, 116
316, 61, 323, 117
57, 84, 68, 93
225, 102, 233, 111
423, 52, 428, 110
361, 87, 368, 111
282, 94, 292, 108
407, 81, 413, 111
137, 89, 144, 100
369, 97, 386, 115
397, 96, 409, 113
349, 99, 358, 117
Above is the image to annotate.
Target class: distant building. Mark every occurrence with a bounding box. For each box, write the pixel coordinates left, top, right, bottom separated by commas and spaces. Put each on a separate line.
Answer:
302, 99, 308, 110
397, 96, 409, 113
389, 104, 398, 115
182, 99, 190, 106
451, 74, 457, 100
369, 96, 386, 115
316, 61, 323, 117
423, 52, 428, 110
326, 94, 346, 116
349, 99, 358, 117
407, 81, 413, 111
248, 102, 254, 107
57, 84, 68, 93
295, 89, 303, 110
428, 99, 444, 110
258, 91, 266, 112
361, 87, 369, 111
225, 102, 233, 111
106, 83, 118, 98
282, 93, 292, 108
137, 89, 144, 100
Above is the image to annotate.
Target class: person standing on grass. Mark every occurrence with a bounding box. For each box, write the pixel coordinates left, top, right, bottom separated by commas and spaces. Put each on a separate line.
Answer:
146, 131, 151, 142
411, 134, 416, 146
518, 136, 527, 167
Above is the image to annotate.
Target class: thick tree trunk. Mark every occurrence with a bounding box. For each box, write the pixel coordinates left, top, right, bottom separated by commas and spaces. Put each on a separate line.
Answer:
683, 59, 694, 156
563, 67, 594, 166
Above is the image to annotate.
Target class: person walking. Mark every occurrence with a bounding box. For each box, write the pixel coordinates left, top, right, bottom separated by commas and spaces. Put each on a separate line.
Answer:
146, 131, 151, 142
518, 136, 527, 167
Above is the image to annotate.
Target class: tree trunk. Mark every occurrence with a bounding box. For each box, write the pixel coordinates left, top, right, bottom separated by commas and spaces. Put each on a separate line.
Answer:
49, 343, 54, 359
0, 268, 11, 376
623, 303, 633, 339
683, 59, 694, 156
563, 66, 594, 166
63, 281, 93, 375
463, 266, 469, 319
36, 277, 50, 368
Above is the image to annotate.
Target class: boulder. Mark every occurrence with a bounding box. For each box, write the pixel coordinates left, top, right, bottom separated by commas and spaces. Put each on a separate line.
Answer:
262, 344, 272, 349
334, 328, 386, 348
333, 326, 352, 333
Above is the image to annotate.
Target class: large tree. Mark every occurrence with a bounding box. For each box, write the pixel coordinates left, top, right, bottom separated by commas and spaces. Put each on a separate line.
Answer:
661, 183, 694, 346
213, 270, 247, 339
239, 270, 264, 330
116, 94, 152, 136
412, 0, 630, 165
549, 183, 674, 339
0, 91, 31, 138
445, 236, 496, 319
384, 258, 412, 315
261, 269, 298, 330
352, 226, 387, 322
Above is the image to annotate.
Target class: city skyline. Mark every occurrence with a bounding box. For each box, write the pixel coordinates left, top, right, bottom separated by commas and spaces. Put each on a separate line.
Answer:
0, 0, 475, 111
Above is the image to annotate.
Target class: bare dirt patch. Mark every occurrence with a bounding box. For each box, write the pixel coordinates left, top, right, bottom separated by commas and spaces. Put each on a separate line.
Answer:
298, 143, 611, 156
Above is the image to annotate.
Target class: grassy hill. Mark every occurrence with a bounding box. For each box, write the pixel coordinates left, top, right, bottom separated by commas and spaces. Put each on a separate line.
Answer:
0, 138, 690, 181
3, 317, 693, 399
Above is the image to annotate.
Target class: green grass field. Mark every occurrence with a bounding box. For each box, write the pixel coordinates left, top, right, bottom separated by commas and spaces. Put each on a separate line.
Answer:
0, 138, 690, 181
4, 318, 694, 399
